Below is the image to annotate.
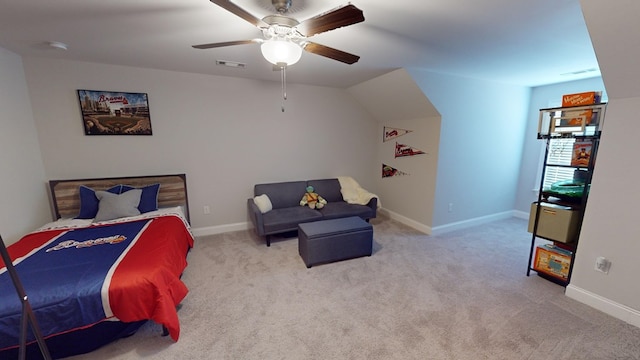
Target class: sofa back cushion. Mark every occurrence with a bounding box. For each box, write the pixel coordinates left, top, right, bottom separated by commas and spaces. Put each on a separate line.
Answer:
307, 179, 343, 203
254, 181, 308, 209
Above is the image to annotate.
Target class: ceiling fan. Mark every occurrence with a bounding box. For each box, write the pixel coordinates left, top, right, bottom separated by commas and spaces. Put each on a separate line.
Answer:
193, 0, 365, 67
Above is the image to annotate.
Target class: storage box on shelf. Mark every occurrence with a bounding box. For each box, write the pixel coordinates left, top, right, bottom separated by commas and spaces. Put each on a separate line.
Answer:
533, 244, 573, 282
528, 202, 580, 244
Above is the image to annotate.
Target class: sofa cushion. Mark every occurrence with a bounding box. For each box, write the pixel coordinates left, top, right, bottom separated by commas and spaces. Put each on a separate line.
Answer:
307, 179, 343, 202
262, 206, 323, 234
253, 194, 273, 213
318, 202, 374, 220
255, 181, 307, 209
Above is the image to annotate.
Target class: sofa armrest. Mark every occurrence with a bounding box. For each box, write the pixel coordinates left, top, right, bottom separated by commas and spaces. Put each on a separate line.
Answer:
247, 198, 266, 236
367, 197, 378, 218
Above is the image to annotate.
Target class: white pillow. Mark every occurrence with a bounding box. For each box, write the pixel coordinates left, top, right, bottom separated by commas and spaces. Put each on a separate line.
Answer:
94, 189, 142, 222
253, 194, 273, 214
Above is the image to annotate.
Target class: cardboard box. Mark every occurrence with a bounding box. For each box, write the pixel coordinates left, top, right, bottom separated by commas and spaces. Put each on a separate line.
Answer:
528, 202, 580, 243
533, 244, 572, 280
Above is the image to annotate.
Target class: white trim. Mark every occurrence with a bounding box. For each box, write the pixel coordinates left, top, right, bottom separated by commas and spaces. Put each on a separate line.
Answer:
192, 210, 526, 238
565, 284, 640, 329
192, 208, 434, 238
513, 210, 529, 220
431, 211, 514, 235
377, 208, 431, 234
192, 222, 249, 237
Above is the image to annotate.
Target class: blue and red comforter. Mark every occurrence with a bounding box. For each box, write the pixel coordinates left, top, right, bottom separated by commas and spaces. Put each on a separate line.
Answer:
0, 212, 194, 352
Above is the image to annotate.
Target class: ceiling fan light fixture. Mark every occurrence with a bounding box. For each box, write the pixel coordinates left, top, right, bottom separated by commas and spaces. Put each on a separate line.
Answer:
260, 38, 302, 66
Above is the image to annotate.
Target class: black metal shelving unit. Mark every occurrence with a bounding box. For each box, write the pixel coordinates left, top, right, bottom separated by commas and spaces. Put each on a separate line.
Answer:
526, 103, 607, 285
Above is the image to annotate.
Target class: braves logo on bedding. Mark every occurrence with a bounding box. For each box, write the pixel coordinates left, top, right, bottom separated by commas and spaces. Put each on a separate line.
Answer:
46, 235, 126, 252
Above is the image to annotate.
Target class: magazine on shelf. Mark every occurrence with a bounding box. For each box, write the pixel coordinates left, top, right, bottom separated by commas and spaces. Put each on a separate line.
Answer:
571, 139, 593, 167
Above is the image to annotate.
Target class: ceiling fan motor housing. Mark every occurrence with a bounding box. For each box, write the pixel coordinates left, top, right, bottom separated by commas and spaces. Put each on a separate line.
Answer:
272, 0, 293, 13
262, 15, 302, 43
262, 14, 299, 28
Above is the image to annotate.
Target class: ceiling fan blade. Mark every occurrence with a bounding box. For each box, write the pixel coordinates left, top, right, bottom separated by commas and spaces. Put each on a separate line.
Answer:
302, 42, 360, 65
192, 39, 259, 49
209, 0, 268, 28
297, 4, 364, 37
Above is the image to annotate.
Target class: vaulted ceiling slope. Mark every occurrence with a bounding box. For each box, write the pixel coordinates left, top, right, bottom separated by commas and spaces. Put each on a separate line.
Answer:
0, 0, 600, 88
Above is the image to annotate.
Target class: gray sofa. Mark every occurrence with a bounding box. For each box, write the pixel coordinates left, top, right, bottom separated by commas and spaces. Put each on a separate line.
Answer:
248, 178, 377, 246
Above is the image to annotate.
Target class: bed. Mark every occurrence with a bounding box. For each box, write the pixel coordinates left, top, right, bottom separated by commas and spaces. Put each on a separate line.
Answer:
0, 174, 194, 359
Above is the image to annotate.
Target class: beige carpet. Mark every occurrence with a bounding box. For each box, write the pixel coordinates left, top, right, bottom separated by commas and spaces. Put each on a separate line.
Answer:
69, 216, 640, 360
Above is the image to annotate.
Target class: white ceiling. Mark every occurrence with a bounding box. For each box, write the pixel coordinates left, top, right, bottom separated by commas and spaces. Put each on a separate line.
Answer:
0, 0, 600, 88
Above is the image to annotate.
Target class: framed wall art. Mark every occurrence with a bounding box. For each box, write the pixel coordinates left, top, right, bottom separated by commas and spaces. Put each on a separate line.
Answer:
77, 90, 152, 135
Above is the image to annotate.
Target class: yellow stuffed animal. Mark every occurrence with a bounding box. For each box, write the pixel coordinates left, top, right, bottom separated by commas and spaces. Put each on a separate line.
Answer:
299, 185, 327, 209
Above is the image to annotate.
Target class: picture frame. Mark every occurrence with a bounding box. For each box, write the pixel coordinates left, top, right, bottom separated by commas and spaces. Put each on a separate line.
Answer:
77, 89, 152, 135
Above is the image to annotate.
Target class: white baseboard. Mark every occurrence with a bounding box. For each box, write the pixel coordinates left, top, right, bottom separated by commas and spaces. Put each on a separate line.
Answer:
193, 208, 434, 238
512, 209, 529, 220
378, 208, 431, 234
431, 211, 515, 235
192, 222, 249, 237
565, 284, 640, 328
193, 210, 526, 239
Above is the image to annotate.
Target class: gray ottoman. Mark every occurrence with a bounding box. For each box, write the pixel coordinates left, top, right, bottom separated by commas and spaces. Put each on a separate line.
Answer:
298, 216, 373, 268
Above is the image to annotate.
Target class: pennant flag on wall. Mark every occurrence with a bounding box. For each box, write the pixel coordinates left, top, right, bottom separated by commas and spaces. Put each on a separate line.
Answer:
382, 163, 409, 178
395, 142, 426, 158
383, 126, 412, 142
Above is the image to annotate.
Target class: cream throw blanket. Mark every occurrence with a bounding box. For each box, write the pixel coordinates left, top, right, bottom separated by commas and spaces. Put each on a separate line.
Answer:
337, 176, 381, 208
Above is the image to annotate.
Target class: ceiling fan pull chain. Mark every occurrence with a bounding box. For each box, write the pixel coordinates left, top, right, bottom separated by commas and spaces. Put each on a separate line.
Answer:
281, 64, 287, 100
279, 62, 287, 112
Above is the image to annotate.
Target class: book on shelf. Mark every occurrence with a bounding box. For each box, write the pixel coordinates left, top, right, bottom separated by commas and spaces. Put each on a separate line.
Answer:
560, 91, 602, 127
562, 91, 602, 107
571, 138, 593, 167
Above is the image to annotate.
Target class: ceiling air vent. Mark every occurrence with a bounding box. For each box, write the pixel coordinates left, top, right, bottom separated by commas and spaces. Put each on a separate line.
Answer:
215, 60, 246, 68
561, 68, 598, 76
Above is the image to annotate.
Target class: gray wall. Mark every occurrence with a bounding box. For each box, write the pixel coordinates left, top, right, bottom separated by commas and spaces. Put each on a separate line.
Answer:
20, 57, 378, 235
408, 69, 531, 230
0, 48, 50, 245
568, 96, 640, 326
349, 69, 441, 233
565, 0, 640, 327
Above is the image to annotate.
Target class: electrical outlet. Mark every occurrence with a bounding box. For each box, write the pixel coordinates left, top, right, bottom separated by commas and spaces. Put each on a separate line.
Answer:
594, 256, 611, 274
448, 203, 454, 212
203, 205, 210, 214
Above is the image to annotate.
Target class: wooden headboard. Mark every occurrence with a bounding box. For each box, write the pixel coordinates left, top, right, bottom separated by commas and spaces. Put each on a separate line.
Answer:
49, 174, 190, 223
